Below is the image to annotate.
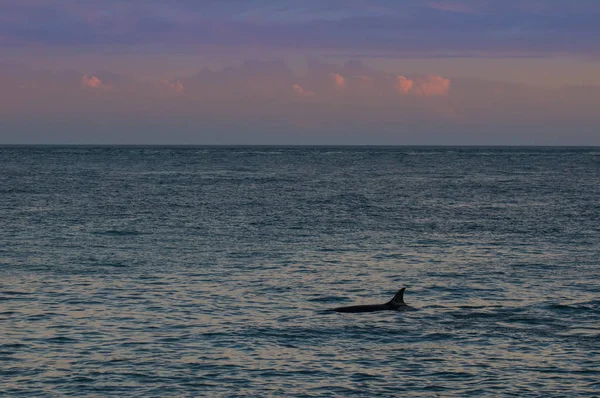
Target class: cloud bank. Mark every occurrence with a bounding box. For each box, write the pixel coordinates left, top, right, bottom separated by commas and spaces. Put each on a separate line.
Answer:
1, 59, 599, 145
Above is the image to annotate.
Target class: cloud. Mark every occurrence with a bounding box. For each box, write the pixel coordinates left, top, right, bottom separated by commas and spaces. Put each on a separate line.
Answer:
160, 79, 185, 94
81, 74, 112, 90
10, 59, 451, 105
413, 75, 451, 96
329, 73, 346, 89
395, 76, 414, 94
178, 59, 450, 99
292, 83, 314, 97
394, 74, 450, 96
4, 58, 600, 145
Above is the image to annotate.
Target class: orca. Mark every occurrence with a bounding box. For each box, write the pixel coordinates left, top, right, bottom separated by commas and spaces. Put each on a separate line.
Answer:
328, 288, 411, 313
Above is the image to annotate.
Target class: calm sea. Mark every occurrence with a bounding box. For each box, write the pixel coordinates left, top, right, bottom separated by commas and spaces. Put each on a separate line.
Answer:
1, 146, 599, 397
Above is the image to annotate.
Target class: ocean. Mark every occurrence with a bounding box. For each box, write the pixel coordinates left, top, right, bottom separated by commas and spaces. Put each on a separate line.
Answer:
1, 146, 599, 397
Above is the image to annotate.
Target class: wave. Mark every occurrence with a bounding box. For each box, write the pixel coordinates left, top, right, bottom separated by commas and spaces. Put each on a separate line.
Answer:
92, 230, 148, 236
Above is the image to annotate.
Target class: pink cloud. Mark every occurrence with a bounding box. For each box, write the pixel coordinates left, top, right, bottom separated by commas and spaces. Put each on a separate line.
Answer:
81, 74, 112, 90
292, 83, 314, 97
413, 75, 451, 96
329, 73, 346, 89
160, 79, 185, 95
395, 76, 414, 94
394, 75, 450, 96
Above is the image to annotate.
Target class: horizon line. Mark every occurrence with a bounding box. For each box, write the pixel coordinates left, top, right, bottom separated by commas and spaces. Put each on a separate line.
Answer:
1, 144, 599, 149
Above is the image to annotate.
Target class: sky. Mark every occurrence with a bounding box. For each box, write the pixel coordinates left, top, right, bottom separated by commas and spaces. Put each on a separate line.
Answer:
1, 0, 600, 145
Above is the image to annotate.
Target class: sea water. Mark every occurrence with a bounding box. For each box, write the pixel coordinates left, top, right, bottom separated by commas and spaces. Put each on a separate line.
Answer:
1, 146, 599, 397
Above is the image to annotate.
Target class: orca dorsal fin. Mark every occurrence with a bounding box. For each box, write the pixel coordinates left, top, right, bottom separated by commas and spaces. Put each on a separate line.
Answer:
389, 288, 406, 304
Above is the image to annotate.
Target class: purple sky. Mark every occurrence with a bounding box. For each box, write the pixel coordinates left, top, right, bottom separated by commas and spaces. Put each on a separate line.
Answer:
1, 0, 600, 144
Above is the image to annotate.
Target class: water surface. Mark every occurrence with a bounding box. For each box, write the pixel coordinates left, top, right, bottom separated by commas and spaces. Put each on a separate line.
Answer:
1, 147, 599, 396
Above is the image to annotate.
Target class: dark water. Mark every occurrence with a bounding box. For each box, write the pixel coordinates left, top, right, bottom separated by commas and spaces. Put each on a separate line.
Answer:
1, 146, 599, 397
